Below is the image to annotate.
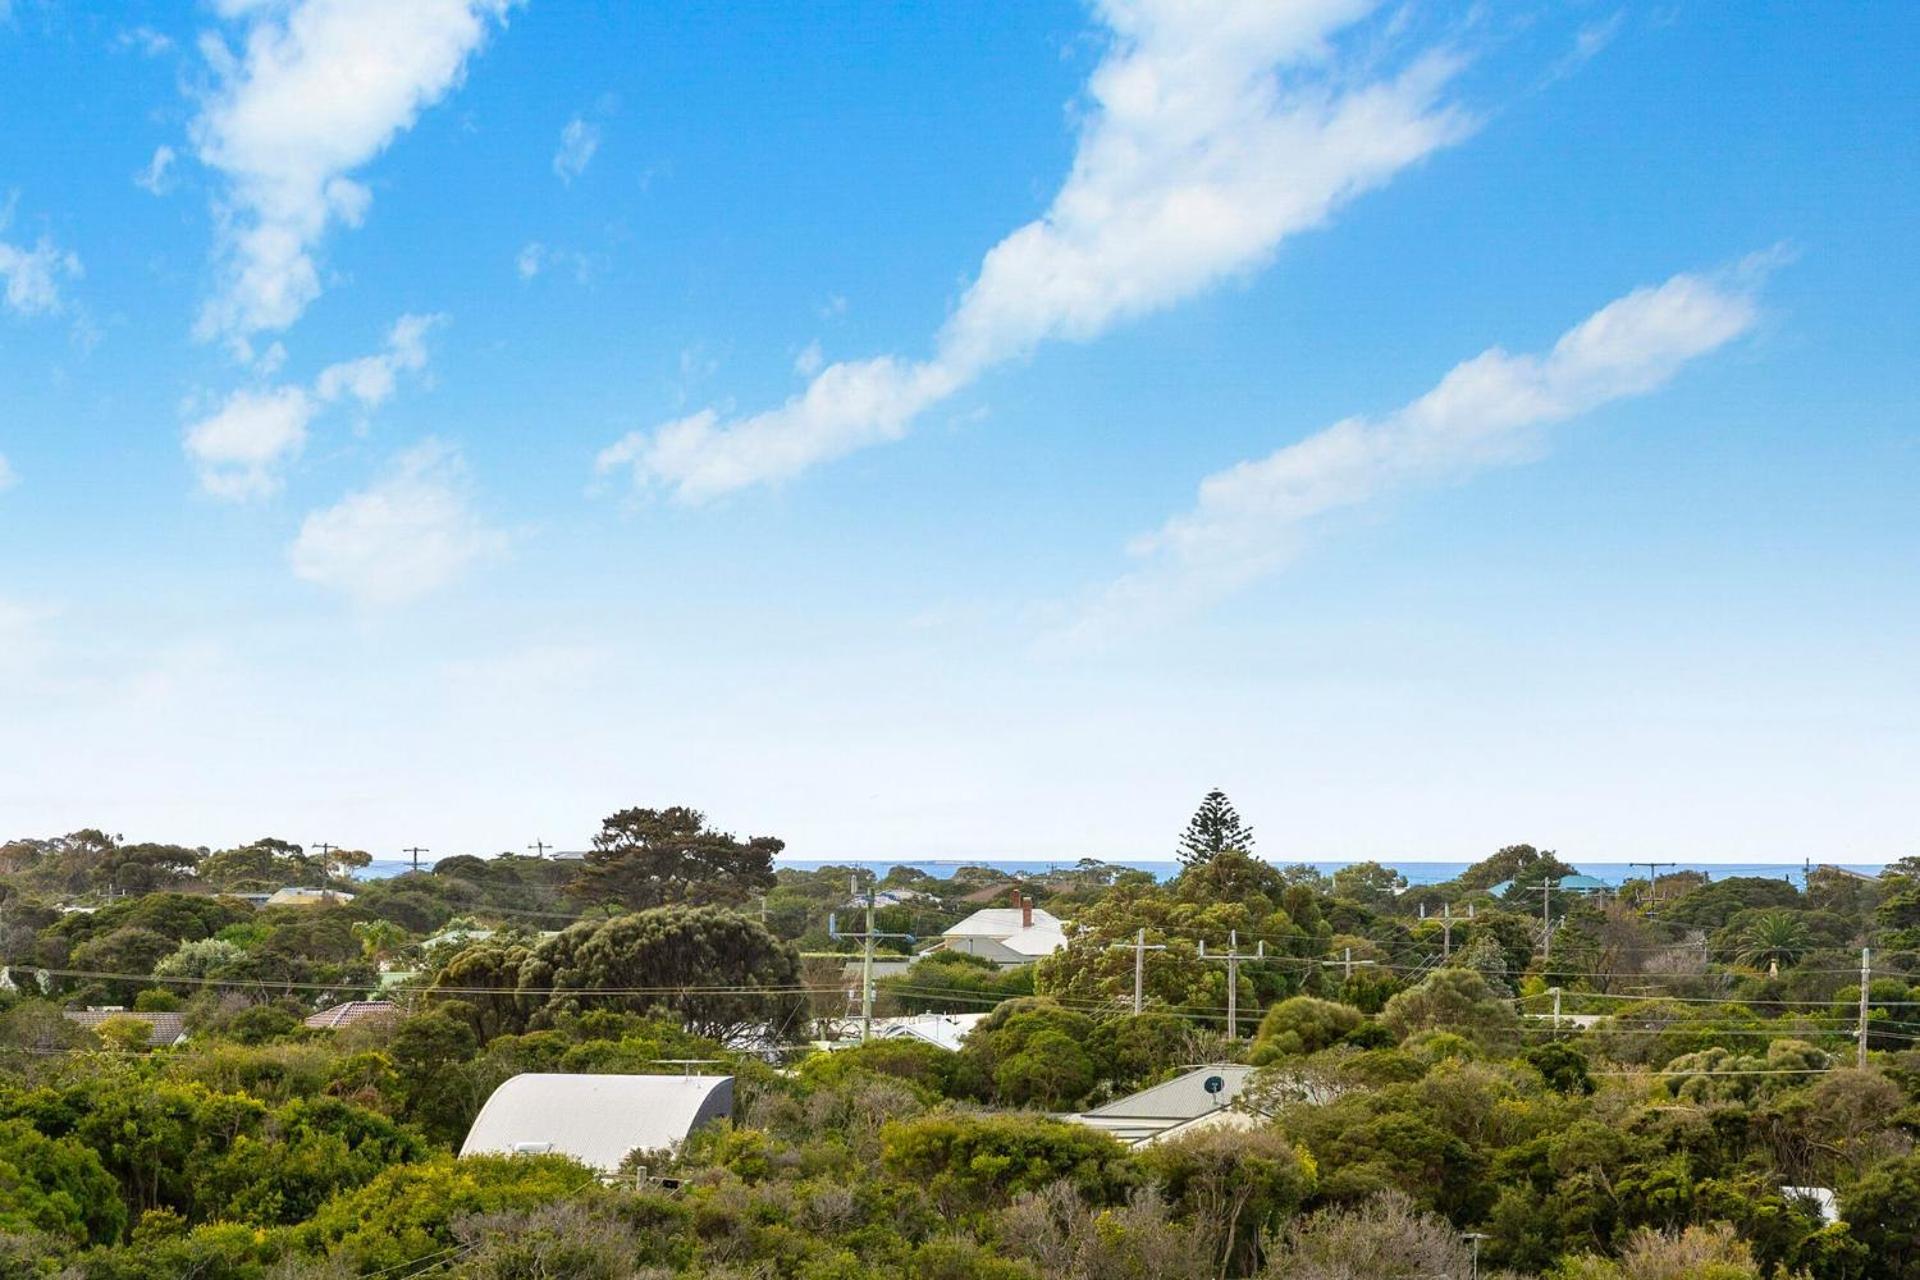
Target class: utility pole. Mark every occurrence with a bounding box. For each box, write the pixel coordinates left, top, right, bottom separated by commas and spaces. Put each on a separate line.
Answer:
1320, 947, 1378, 987
312, 842, 338, 897
1541, 880, 1555, 964
1427, 901, 1474, 959
528, 840, 551, 859
1858, 947, 1872, 1068
1199, 932, 1282, 1039
404, 846, 429, 874
861, 888, 875, 1044
827, 875, 915, 1044
1631, 861, 1676, 903
1110, 928, 1166, 1015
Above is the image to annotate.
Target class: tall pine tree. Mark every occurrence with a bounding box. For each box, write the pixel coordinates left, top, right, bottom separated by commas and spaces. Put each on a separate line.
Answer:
1177, 788, 1254, 867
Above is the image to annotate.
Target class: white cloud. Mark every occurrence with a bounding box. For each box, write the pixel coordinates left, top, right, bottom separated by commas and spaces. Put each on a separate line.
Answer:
552, 115, 599, 184
290, 440, 506, 605
189, 0, 513, 346
183, 384, 316, 500
117, 26, 176, 57
0, 453, 16, 491
314, 311, 443, 408
1066, 267, 1763, 640
793, 339, 824, 377
1573, 11, 1626, 64
184, 312, 442, 498
0, 227, 82, 317
515, 241, 594, 283
135, 145, 178, 195
598, 0, 1473, 502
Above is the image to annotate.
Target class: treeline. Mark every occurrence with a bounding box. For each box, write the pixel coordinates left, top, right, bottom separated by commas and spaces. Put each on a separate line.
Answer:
2, 798, 1920, 1278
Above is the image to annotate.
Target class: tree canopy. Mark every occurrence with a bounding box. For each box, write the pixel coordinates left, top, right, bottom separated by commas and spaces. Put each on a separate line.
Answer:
566, 806, 780, 911
1176, 788, 1255, 867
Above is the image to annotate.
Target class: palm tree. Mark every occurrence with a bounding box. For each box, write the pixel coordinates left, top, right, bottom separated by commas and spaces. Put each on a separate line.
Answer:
352, 918, 409, 966
1735, 911, 1810, 974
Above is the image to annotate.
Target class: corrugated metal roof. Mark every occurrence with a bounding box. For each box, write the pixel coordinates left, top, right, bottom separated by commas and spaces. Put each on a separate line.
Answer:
943, 907, 1064, 938
1000, 924, 1068, 956
460, 1073, 734, 1173
823, 1013, 985, 1052
1080, 1064, 1255, 1123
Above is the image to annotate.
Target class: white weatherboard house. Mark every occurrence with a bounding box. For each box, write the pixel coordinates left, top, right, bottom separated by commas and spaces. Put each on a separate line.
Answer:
935, 890, 1066, 965
1070, 1063, 1260, 1147
460, 1073, 734, 1174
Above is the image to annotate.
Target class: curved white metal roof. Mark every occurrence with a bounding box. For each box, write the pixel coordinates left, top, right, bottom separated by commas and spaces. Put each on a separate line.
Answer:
460, 1072, 734, 1173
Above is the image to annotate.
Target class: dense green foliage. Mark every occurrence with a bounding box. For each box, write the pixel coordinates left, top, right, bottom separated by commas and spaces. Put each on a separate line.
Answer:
4, 813, 1920, 1277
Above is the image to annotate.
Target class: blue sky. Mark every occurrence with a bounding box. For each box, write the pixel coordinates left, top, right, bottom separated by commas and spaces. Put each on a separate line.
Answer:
0, 1, 1915, 863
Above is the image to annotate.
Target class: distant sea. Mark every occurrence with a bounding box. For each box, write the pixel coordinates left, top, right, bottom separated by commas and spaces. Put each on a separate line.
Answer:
360, 856, 1886, 888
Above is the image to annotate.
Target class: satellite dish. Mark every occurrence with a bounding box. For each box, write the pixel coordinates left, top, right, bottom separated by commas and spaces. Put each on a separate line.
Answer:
1203, 1074, 1225, 1096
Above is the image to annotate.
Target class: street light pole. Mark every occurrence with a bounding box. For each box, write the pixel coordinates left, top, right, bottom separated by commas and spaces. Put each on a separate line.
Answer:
1463, 1232, 1489, 1280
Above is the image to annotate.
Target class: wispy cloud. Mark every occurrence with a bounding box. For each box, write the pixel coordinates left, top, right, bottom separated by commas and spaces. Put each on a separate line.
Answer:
116, 25, 176, 58
290, 440, 506, 606
552, 115, 600, 184
515, 240, 596, 283
1059, 264, 1767, 644
188, 0, 514, 349
0, 453, 16, 492
313, 312, 444, 409
598, 0, 1474, 503
135, 145, 177, 196
183, 312, 445, 499
793, 339, 824, 377
0, 197, 82, 317
1573, 11, 1626, 64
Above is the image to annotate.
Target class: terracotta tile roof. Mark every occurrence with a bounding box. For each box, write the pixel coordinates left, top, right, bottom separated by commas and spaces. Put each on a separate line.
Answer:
63, 1010, 187, 1047
303, 1001, 400, 1030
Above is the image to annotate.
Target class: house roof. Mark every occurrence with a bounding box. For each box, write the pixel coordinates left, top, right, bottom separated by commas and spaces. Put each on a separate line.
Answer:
943, 907, 1063, 939
423, 927, 495, 948
824, 1013, 985, 1053
844, 888, 933, 909
63, 1010, 187, 1047
998, 923, 1068, 956
1489, 874, 1609, 896
1070, 1064, 1256, 1146
304, 1001, 400, 1030
265, 887, 355, 905
460, 1073, 735, 1173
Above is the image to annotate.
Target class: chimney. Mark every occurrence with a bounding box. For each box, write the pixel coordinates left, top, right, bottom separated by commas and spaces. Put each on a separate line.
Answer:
1021, 895, 1033, 929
